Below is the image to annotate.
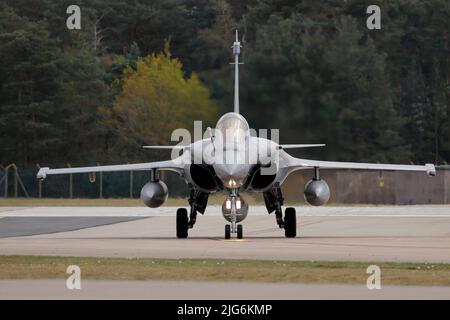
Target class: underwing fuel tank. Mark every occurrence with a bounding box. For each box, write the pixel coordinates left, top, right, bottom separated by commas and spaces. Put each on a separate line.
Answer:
304, 179, 330, 206
140, 180, 168, 208
222, 195, 249, 223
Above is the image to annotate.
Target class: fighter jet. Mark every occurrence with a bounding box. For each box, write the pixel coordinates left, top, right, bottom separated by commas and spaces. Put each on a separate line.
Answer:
37, 31, 436, 239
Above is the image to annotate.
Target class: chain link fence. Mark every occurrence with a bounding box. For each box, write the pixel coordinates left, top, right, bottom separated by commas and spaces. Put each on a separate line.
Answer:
1, 164, 449, 204
0, 164, 188, 199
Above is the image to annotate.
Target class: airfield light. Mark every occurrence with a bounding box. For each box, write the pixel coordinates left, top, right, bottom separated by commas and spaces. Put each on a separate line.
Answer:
227, 179, 237, 188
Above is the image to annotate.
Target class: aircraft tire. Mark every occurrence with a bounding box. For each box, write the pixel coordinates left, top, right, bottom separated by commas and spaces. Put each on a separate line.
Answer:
237, 224, 243, 239
225, 224, 231, 239
284, 207, 297, 238
176, 208, 189, 238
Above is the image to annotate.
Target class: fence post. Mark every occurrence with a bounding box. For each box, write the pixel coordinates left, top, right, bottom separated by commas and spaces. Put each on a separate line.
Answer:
36, 164, 42, 198
67, 163, 73, 199
38, 180, 42, 198
129, 170, 133, 198
98, 163, 103, 198
3, 165, 9, 198
0, 165, 5, 198
13, 165, 18, 198
10, 164, 29, 198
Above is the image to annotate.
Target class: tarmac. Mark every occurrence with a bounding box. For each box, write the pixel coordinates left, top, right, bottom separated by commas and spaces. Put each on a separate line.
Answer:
0, 205, 450, 263
1, 205, 450, 300
2, 280, 450, 300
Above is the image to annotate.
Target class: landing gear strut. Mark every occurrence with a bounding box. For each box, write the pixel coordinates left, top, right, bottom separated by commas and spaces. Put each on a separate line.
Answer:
224, 189, 244, 239
263, 187, 297, 238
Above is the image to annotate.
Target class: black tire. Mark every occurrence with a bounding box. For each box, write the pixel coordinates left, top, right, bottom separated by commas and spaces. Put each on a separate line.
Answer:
284, 207, 297, 238
176, 208, 189, 238
237, 224, 243, 239
225, 224, 231, 240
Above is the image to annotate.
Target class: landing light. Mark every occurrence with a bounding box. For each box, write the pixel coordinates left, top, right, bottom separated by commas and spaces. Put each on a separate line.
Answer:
227, 179, 237, 188
225, 199, 231, 210
236, 199, 242, 210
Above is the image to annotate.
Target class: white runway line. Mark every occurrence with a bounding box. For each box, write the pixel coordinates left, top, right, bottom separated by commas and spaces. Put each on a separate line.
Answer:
0, 205, 449, 217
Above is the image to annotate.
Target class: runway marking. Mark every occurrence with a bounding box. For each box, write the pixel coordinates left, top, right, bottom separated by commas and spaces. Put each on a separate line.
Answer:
220, 239, 249, 242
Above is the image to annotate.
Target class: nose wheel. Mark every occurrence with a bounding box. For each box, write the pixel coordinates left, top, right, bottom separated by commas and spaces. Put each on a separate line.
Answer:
225, 223, 243, 239
237, 224, 243, 239
225, 224, 231, 239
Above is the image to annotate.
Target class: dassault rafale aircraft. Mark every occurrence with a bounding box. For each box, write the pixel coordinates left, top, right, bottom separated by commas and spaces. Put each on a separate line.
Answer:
37, 31, 436, 239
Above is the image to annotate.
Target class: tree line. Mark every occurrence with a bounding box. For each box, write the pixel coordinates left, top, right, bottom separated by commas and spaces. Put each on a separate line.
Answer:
0, 0, 448, 167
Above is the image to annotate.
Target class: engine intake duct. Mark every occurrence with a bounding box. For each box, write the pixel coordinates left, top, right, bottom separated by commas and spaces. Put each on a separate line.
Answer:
190, 164, 222, 192
245, 164, 276, 191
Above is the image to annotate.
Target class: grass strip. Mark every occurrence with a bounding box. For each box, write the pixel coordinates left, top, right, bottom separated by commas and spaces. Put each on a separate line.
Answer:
0, 255, 449, 286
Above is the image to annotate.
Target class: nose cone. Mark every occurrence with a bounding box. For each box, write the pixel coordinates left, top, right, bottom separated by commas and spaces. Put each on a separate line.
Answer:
219, 164, 245, 176
214, 164, 250, 188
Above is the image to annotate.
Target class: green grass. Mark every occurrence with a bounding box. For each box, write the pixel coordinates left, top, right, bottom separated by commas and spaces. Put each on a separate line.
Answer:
0, 255, 449, 286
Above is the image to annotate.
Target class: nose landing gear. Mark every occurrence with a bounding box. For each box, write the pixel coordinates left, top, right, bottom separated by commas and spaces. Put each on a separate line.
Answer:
224, 222, 243, 240
222, 190, 248, 239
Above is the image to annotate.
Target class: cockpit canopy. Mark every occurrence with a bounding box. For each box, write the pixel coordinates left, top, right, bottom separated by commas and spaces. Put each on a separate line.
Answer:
215, 112, 249, 145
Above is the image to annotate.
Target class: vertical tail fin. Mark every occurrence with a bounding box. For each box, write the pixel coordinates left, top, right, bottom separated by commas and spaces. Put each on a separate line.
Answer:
231, 30, 242, 114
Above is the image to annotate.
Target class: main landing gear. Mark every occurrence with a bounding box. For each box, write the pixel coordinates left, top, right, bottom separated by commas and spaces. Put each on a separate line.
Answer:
263, 187, 297, 238
176, 189, 208, 239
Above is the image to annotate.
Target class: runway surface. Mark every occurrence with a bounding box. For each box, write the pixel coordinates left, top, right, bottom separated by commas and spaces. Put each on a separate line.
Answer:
1, 205, 450, 263
1, 280, 450, 300
0, 217, 143, 238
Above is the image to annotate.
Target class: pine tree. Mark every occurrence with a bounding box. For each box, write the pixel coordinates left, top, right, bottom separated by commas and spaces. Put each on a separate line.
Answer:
0, 7, 61, 164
